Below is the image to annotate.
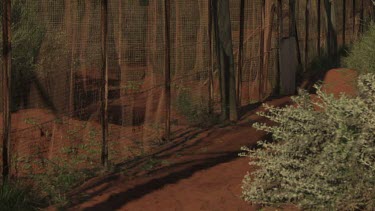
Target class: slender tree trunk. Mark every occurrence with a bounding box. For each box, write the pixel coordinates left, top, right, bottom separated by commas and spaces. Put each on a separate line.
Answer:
68, 0, 77, 116
275, 0, 282, 95
318, 0, 321, 56
2, 0, 12, 183
259, 0, 265, 100
100, 0, 109, 168
324, 0, 337, 60
164, 0, 171, 141
263, 2, 276, 99
352, 0, 356, 39
80, 0, 92, 92
236, 0, 245, 106
343, 0, 346, 45
213, 0, 238, 121
118, 0, 126, 127
208, 0, 214, 114
289, 0, 302, 65
359, 0, 364, 35
305, 0, 310, 71
213, 2, 226, 120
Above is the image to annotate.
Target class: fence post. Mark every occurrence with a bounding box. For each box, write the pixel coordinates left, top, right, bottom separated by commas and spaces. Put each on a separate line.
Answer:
360, 0, 364, 34
208, 0, 214, 114
305, 0, 310, 71
258, 0, 265, 100
276, 0, 282, 95
164, 0, 171, 141
2, 0, 12, 183
100, 0, 109, 168
352, 0, 355, 39
289, 0, 302, 66
237, 0, 245, 106
342, 0, 346, 45
318, 0, 321, 56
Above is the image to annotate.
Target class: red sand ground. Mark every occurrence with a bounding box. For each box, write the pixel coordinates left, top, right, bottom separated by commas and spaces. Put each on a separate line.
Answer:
51, 96, 293, 211
48, 68, 356, 210
321, 68, 358, 97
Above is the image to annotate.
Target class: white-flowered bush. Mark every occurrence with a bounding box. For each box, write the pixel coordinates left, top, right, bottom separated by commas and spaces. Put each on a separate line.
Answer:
240, 73, 375, 210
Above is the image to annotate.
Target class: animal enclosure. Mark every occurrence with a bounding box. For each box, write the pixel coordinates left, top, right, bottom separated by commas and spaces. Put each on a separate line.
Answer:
1, 0, 374, 178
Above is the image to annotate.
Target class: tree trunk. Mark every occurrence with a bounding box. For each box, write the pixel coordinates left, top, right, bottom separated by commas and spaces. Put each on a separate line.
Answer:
236, 0, 245, 106
352, 0, 356, 40
275, 0, 282, 95
318, 0, 321, 56
208, 0, 214, 114
80, 0, 92, 92
289, 0, 302, 65
343, 0, 346, 45
305, 0, 310, 70
66, 0, 77, 116
213, 0, 238, 121
324, 0, 337, 61
164, 0, 171, 141
2, 0, 12, 182
100, 0, 109, 168
359, 0, 364, 35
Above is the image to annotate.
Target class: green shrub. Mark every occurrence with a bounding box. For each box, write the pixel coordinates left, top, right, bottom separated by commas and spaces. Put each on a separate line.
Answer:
175, 87, 219, 127
240, 74, 375, 210
0, 182, 38, 211
344, 23, 375, 74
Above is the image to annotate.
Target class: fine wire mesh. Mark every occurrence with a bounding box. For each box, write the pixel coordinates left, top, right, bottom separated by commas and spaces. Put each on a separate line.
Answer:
0, 0, 373, 176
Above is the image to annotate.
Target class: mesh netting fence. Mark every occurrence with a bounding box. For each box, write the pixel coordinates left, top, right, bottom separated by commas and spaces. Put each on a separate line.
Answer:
0, 0, 374, 177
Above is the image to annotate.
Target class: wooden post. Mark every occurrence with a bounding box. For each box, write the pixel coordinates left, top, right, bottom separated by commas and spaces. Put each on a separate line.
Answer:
259, 0, 265, 100
305, 0, 310, 71
352, 0, 356, 39
289, 0, 302, 65
318, 0, 321, 56
343, 0, 346, 45
324, 0, 338, 61
100, 0, 109, 168
164, 0, 171, 141
360, 0, 364, 34
237, 0, 245, 106
2, 0, 12, 183
208, 0, 214, 114
275, 0, 282, 95
212, 1, 226, 120
67, 0, 76, 117
278, 0, 283, 35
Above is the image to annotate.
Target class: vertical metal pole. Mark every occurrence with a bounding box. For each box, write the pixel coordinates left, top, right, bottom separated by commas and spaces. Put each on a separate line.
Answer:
100, 0, 109, 168
237, 0, 245, 106
2, 0, 12, 182
318, 0, 321, 56
164, 0, 171, 141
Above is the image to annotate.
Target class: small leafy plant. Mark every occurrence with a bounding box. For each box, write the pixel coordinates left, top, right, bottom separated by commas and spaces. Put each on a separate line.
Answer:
175, 87, 219, 128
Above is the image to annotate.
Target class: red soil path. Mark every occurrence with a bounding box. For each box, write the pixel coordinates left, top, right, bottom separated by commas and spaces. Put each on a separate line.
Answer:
52, 69, 356, 211
57, 96, 292, 211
